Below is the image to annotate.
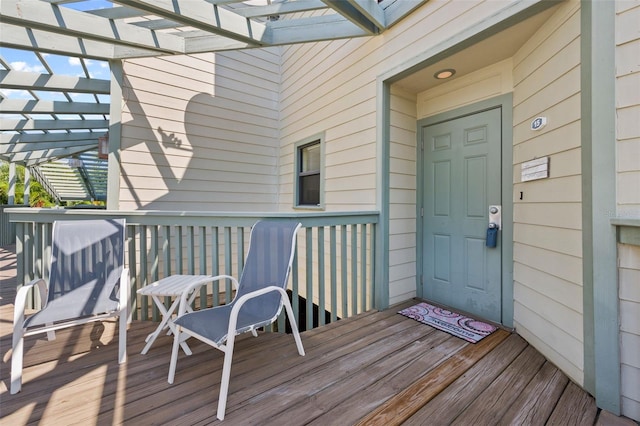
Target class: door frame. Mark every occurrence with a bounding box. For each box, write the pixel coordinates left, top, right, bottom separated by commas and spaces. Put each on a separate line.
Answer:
416, 94, 514, 327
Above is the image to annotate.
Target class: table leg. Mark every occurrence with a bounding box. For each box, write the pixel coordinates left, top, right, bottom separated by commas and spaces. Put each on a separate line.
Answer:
141, 296, 181, 354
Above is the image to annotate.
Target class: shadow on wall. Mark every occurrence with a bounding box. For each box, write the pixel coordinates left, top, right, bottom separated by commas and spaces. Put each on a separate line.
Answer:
120, 68, 279, 211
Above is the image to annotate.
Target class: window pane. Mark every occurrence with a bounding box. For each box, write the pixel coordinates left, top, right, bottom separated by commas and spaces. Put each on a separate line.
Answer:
301, 143, 320, 172
299, 173, 320, 205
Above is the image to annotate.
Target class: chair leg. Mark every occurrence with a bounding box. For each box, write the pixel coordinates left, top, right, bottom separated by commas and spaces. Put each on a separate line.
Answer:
282, 297, 305, 356
168, 326, 182, 384
118, 310, 127, 364
11, 328, 24, 394
217, 335, 236, 421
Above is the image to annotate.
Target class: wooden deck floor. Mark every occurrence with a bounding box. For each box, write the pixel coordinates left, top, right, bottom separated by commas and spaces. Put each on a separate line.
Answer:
0, 244, 617, 425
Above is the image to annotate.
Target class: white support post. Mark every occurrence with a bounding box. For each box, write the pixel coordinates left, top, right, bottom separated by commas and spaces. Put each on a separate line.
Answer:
23, 168, 30, 206
8, 162, 16, 205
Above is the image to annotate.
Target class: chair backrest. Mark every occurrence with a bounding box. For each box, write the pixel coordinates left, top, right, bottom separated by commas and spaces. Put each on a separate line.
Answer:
25, 218, 126, 327
233, 220, 300, 321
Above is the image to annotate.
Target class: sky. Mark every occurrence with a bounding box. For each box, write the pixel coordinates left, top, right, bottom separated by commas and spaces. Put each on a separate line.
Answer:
0, 1, 114, 104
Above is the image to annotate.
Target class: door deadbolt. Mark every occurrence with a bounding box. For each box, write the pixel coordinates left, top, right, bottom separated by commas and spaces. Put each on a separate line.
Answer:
489, 205, 502, 230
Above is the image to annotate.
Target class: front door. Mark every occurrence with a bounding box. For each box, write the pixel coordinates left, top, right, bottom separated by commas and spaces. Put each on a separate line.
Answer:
421, 107, 502, 323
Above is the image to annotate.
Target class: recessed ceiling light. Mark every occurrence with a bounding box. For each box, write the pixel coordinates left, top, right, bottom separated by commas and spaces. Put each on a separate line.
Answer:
434, 69, 456, 80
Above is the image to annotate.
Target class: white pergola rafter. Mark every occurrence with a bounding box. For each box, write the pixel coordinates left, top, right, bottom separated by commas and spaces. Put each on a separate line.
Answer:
0, 0, 426, 202
1, 0, 426, 60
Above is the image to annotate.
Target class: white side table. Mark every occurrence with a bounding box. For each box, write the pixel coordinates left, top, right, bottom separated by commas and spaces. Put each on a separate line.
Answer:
137, 275, 213, 355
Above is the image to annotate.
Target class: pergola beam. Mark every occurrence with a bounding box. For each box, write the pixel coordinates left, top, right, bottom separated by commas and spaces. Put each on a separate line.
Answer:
0, 70, 110, 94
232, 0, 327, 19
0, 139, 98, 155
1, 119, 109, 132
3, 145, 96, 165
0, 23, 160, 59
113, 0, 267, 46
1, 0, 185, 55
2, 131, 104, 144
1, 99, 110, 115
267, 14, 369, 45
321, 0, 385, 34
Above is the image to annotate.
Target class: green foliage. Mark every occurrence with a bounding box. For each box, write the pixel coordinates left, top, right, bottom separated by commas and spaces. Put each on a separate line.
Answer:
0, 161, 57, 207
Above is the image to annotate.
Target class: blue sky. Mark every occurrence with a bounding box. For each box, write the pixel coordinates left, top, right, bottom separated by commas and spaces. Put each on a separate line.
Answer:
0, 1, 114, 103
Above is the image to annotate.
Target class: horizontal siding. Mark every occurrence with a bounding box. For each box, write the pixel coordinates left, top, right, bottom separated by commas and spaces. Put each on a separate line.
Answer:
389, 88, 418, 304
119, 50, 281, 211
619, 243, 640, 421
511, 0, 584, 386
277, 0, 523, 212
616, 0, 640, 421
417, 59, 513, 119
615, 0, 640, 213
277, 1, 527, 303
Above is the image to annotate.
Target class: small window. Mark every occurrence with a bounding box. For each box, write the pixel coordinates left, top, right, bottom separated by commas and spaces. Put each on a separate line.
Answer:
295, 134, 324, 208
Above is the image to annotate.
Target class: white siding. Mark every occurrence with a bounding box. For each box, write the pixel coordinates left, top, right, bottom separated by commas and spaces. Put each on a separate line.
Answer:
511, 0, 585, 385
616, 0, 640, 421
119, 49, 281, 211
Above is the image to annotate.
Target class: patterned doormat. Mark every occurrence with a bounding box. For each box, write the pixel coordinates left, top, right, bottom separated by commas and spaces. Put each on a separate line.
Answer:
398, 302, 497, 343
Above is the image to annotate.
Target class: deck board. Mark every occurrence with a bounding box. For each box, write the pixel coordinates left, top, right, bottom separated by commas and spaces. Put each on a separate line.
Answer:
0, 244, 609, 425
403, 333, 529, 425
498, 361, 570, 425
450, 345, 547, 425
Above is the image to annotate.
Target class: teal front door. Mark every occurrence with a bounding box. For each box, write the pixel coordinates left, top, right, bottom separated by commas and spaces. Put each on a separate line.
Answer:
421, 107, 502, 323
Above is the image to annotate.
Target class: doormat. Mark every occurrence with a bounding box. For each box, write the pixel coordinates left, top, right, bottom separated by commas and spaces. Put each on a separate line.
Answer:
398, 302, 497, 343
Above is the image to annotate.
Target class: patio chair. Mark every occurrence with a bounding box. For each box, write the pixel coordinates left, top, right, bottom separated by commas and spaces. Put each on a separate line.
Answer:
168, 220, 305, 420
11, 219, 128, 394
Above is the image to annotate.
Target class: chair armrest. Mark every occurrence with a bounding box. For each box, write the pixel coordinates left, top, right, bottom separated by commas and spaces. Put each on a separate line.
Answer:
227, 285, 285, 337
176, 275, 240, 317
13, 278, 47, 329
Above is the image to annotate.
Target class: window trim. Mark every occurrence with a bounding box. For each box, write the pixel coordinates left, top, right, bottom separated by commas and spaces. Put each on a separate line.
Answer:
294, 132, 325, 209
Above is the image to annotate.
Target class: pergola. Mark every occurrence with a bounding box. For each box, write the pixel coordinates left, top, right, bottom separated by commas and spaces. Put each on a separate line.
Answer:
0, 0, 423, 203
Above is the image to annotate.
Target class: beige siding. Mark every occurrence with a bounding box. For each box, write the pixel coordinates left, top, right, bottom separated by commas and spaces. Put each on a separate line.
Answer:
277, 0, 523, 304
119, 49, 281, 211
616, 1, 640, 421
511, 0, 584, 385
616, 0, 640, 213
417, 59, 514, 119
619, 244, 640, 421
389, 87, 418, 304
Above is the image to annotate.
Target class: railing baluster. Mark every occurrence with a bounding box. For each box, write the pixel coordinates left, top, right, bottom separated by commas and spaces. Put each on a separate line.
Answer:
127, 225, 138, 320
211, 226, 219, 307
370, 224, 376, 310
317, 226, 325, 326
224, 227, 232, 303
139, 226, 148, 321
162, 225, 172, 311
351, 224, 357, 317
361, 223, 367, 313
237, 226, 245, 277
150, 225, 159, 322
341, 224, 348, 319
306, 227, 313, 331
175, 225, 183, 275
187, 226, 195, 275
199, 226, 207, 310
330, 226, 337, 322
